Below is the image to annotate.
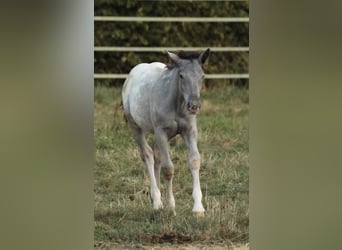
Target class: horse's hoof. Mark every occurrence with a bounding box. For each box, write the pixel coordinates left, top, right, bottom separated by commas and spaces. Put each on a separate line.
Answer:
153, 202, 163, 210
193, 211, 205, 217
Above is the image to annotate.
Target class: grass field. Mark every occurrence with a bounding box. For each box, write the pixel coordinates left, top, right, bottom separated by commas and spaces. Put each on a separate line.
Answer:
94, 83, 249, 249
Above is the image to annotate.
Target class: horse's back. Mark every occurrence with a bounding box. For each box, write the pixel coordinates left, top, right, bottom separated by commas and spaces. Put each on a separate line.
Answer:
122, 62, 166, 131
129, 62, 165, 79
122, 62, 165, 99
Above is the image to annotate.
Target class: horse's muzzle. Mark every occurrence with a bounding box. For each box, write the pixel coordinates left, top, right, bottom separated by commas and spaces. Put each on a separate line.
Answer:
187, 99, 201, 114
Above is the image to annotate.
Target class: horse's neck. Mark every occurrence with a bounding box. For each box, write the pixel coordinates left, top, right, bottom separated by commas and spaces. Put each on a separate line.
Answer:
163, 69, 185, 114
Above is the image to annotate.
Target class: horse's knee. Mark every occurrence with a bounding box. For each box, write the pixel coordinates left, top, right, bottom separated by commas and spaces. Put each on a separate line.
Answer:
189, 153, 201, 170
162, 166, 174, 181
141, 147, 153, 165
153, 148, 161, 165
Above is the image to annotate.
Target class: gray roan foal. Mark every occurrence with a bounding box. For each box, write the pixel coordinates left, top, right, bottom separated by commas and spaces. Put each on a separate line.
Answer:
122, 49, 210, 215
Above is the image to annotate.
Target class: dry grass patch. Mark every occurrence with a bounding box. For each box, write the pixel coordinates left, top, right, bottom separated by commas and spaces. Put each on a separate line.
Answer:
94, 84, 249, 247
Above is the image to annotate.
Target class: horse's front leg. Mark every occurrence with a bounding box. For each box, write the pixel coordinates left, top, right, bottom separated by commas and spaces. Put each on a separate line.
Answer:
154, 128, 176, 214
182, 127, 205, 215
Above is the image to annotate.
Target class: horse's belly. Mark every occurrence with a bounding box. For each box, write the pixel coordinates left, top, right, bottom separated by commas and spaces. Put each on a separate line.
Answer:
128, 83, 154, 132
130, 103, 153, 132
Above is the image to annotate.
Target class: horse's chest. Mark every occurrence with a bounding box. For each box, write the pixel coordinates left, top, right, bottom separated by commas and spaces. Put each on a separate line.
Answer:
176, 116, 192, 133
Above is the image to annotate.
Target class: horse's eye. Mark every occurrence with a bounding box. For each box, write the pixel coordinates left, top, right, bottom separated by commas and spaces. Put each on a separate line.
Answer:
179, 74, 184, 79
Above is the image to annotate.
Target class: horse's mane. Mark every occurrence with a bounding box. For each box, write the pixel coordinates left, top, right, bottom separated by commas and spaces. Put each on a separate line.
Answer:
166, 50, 201, 69
177, 51, 201, 60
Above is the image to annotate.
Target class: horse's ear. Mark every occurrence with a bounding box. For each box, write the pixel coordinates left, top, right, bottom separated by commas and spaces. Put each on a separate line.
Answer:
199, 48, 210, 65
167, 51, 180, 65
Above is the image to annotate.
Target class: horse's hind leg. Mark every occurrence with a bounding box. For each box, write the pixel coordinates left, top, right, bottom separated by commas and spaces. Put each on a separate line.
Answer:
129, 123, 163, 210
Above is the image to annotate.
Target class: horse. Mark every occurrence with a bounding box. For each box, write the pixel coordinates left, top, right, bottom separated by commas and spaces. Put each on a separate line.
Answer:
122, 48, 210, 216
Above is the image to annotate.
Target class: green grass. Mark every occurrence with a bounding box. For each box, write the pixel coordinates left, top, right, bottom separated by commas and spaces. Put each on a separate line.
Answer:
94, 84, 249, 248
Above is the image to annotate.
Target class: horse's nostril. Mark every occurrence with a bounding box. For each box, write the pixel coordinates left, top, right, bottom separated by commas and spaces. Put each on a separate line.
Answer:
187, 95, 201, 111
187, 99, 201, 112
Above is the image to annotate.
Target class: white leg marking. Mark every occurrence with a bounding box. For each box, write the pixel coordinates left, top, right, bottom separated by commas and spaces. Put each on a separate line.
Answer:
190, 155, 205, 213
151, 184, 163, 209
191, 168, 205, 212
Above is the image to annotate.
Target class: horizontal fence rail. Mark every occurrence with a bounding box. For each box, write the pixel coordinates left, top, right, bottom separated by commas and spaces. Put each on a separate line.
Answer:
94, 14, 249, 80
94, 73, 249, 80
95, 46, 249, 52
94, 16, 249, 22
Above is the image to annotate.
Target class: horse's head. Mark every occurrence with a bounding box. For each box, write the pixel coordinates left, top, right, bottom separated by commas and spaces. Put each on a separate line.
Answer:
167, 48, 210, 114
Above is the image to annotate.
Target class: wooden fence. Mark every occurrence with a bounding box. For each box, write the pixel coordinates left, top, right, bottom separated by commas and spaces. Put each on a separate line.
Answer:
94, 15, 249, 80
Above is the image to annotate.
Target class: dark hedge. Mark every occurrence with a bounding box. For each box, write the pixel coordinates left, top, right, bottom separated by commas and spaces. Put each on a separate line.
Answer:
94, 0, 249, 87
